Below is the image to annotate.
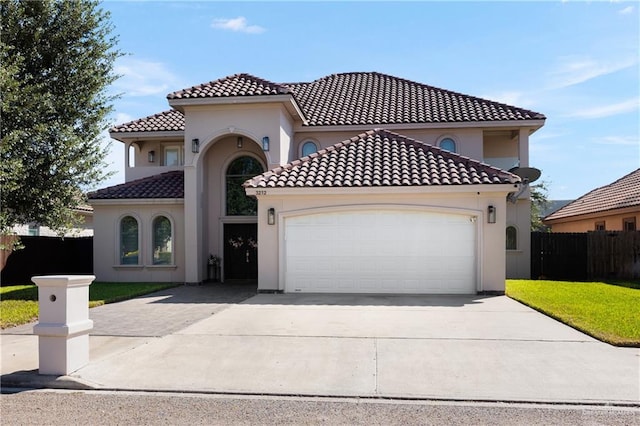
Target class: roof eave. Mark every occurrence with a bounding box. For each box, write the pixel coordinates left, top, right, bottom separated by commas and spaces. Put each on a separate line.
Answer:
294, 119, 546, 133
88, 198, 184, 206
109, 130, 185, 143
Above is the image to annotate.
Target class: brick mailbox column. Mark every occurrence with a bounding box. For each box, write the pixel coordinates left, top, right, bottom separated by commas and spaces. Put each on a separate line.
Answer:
32, 275, 95, 375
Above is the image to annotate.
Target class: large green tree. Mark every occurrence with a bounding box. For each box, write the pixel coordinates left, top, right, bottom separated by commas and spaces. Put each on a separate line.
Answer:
0, 0, 121, 237
531, 180, 551, 232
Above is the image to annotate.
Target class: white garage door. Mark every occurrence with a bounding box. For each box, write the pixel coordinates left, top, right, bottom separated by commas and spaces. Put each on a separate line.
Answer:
284, 210, 477, 294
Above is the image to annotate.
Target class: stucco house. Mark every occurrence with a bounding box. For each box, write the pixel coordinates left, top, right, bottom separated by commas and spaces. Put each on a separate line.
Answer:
544, 168, 640, 232
88, 72, 545, 294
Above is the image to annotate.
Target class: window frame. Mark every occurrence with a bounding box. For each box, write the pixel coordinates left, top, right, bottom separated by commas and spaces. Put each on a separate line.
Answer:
301, 140, 318, 158
595, 221, 606, 231
118, 214, 141, 265
225, 155, 265, 217
151, 214, 174, 265
162, 144, 184, 166
506, 225, 518, 251
438, 136, 457, 153
623, 217, 636, 231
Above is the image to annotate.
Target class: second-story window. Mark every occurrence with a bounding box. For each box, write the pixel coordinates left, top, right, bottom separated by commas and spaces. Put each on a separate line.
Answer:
163, 145, 183, 166
439, 137, 457, 153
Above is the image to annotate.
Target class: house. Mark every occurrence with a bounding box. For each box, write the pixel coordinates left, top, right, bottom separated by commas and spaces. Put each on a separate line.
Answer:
543, 168, 640, 232
88, 72, 545, 293
10, 205, 94, 237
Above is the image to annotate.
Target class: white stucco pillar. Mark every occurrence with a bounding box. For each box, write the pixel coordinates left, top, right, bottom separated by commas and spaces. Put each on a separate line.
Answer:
518, 128, 530, 167
32, 275, 95, 375
184, 165, 201, 283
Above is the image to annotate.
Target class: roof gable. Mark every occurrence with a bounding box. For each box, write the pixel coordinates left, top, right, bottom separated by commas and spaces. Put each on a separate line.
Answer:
88, 171, 184, 200
544, 168, 640, 221
245, 129, 520, 188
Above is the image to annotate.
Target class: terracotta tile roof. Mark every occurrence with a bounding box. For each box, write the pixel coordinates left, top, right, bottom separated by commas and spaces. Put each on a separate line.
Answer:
544, 168, 640, 221
113, 71, 545, 134
245, 129, 520, 189
167, 73, 292, 99
88, 171, 184, 200
286, 72, 545, 126
110, 110, 184, 133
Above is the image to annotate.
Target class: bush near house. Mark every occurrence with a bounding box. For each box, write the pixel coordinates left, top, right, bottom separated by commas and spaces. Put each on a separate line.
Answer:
0, 282, 178, 329
506, 280, 640, 347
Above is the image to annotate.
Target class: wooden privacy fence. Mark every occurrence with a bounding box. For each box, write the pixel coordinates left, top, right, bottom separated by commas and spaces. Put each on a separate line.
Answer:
1, 236, 93, 285
532, 231, 640, 281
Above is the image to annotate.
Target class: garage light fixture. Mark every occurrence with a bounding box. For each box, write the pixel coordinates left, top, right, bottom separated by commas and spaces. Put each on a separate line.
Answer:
267, 208, 275, 225
191, 138, 200, 153
237, 137, 243, 149
262, 136, 270, 151
487, 205, 496, 224
148, 150, 155, 163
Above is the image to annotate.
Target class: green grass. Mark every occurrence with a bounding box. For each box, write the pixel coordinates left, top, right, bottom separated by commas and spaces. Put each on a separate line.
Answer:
0, 282, 178, 329
506, 279, 640, 347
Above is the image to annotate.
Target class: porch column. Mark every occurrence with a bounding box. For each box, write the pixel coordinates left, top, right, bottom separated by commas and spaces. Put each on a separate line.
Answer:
184, 165, 202, 284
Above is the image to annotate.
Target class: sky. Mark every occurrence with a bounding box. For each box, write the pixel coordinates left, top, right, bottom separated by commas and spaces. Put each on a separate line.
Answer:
97, 1, 639, 200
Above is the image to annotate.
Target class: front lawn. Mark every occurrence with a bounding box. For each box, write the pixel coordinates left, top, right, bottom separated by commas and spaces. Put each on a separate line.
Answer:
506, 280, 640, 347
0, 282, 178, 329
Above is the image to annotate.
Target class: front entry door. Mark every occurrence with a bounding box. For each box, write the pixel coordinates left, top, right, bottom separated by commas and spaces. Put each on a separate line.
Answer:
223, 223, 258, 280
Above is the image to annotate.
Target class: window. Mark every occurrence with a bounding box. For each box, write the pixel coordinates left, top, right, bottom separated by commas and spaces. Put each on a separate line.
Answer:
226, 156, 264, 216
506, 226, 517, 250
163, 146, 183, 166
301, 141, 318, 157
595, 221, 606, 231
623, 217, 636, 231
439, 137, 456, 153
27, 224, 39, 236
152, 216, 173, 265
120, 216, 139, 264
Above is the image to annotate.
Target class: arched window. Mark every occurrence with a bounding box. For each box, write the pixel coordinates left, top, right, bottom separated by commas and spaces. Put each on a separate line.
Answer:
226, 156, 264, 216
439, 137, 457, 153
152, 216, 173, 265
506, 226, 517, 250
120, 216, 139, 264
301, 141, 318, 157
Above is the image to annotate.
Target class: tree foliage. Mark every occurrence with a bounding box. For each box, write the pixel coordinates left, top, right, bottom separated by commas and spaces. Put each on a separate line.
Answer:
0, 0, 121, 235
531, 180, 551, 232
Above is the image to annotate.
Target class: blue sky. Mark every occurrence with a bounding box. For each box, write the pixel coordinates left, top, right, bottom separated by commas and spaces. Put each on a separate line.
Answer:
99, 1, 639, 200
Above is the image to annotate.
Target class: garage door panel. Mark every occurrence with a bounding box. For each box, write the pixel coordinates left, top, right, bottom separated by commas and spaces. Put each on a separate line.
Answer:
285, 210, 477, 294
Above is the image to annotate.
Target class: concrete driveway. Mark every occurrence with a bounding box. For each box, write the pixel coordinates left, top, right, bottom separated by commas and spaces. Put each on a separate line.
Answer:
3, 290, 639, 405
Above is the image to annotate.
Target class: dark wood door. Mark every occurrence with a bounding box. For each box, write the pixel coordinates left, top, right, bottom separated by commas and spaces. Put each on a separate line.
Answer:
223, 223, 258, 280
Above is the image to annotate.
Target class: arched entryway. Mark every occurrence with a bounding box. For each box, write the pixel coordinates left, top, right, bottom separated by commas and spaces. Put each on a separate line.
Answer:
223, 155, 264, 280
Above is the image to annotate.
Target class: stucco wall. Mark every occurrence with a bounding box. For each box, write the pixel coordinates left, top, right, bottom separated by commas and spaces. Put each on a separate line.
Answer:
547, 210, 640, 232
254, 188, 511, 294
505, 198, 532, 279
92, 203, 185, 282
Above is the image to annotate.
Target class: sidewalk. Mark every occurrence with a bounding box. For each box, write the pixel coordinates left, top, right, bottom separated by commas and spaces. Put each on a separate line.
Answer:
2, 287, 639, 406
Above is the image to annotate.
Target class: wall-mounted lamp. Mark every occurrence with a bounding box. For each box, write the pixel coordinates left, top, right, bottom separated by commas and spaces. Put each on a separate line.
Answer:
262, 136, 270, 151
148, 150, 155, 163
237, 137, 243, 149
487, 205, 496, 224
191, 138, 200, 153
267, 208, 275, 225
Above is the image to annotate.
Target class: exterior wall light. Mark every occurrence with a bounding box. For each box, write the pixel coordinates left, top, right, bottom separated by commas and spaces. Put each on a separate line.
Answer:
487, 205, 496, 224
262, 136, 270, 151
237, 137, 243, 149
267, 208, 275, 225
148, 150, 155, 163
191, 138, 200, 153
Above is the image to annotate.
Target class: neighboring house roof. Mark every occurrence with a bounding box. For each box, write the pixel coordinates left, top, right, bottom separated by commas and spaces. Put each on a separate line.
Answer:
544, 168, 640, 221
111, 71, 545, 133
167, 73, 292, 99
110, 110, 185, 133
73, 204, 94, 214
88, 171, 184, 200
244, 129, 520, 189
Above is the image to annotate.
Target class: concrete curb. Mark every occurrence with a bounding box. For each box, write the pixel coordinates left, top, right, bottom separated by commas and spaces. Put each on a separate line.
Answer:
1, 371, 100, 391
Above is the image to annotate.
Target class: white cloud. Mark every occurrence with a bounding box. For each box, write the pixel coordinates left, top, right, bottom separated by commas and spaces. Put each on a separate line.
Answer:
565, 98, 639, 119
211, 17, 265, 34
619, 5, 634, 15
113, 58, 185, 97
547, 56, 638, 89
593, 135, 639, 146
